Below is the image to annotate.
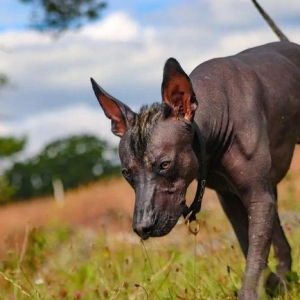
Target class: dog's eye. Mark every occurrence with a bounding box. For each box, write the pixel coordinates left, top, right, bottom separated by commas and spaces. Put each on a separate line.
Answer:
122, 168, 131, 178
160, 161, 171, 171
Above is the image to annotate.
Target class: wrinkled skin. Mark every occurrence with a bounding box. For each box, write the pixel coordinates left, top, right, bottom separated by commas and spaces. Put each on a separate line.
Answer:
91, 41, 300, 299
119, 119, 198, 240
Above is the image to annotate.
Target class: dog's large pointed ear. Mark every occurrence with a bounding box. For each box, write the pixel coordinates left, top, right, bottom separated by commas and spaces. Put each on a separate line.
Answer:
161, 58, 198, 121
91, 78, 136, 137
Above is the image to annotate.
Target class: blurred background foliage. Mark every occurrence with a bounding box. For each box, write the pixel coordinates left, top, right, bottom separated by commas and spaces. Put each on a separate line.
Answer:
19, 0, 107, 34
1, 135, 120, 202
0, 136, 27, 203
0, 136, 27, 158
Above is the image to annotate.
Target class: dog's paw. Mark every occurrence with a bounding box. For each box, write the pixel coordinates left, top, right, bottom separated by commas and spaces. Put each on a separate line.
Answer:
265, 271, 296, 297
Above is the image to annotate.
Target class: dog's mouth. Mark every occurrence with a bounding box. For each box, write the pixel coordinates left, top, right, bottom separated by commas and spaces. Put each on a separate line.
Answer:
134, 209, 183, 240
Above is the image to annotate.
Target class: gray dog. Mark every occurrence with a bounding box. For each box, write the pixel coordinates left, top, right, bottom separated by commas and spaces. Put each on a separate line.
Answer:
91, 1, 300, 299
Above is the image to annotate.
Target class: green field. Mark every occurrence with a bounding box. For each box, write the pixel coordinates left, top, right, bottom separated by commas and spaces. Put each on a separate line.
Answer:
0, 170, 300, 299
0, 211, 299, 299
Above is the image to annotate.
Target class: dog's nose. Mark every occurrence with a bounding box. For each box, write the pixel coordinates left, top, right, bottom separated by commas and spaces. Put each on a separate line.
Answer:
133, 223, 154, 240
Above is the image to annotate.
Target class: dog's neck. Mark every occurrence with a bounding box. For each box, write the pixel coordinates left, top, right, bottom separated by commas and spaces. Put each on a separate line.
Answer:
193, 89, 234, 170
183, 121, 207, 221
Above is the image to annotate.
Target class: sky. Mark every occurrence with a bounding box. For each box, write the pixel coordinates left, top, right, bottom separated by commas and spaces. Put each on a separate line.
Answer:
0, 0, 300, 158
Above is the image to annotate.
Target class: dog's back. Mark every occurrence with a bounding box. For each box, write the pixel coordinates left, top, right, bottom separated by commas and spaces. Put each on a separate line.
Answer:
238, 41, 300, 141
190, 41, 300, 185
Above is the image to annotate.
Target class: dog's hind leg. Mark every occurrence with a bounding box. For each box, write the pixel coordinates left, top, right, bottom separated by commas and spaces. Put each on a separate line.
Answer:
217, 190, 291, 294
266, 186, 292, 292
273, 187, 292, 276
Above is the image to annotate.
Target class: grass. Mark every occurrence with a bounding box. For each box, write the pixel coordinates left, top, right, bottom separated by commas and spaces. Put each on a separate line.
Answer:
0, 207, 299, 299
0, 150, 299, 299
0, 223, 240, 299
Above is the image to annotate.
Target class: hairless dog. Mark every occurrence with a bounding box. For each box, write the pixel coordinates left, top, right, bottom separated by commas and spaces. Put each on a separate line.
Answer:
91, 1, 300, 298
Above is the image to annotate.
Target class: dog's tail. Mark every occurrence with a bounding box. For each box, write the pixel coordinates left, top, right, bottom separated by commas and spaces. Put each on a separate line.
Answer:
251, 0, 289, 41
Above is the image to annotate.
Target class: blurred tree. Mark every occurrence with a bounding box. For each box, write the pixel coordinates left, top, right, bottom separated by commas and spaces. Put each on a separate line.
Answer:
5, 134, 120, 200
0, 177, 16, 203
0, 136, 27, 158
0, 136, 27, 203
0, 68, 23, 203
0, 73, 9, 89
1, 0, 107, 91
19, 0, 107, 34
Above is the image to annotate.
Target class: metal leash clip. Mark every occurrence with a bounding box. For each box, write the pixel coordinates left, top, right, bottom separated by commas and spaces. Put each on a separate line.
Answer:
184, 211, 200, 236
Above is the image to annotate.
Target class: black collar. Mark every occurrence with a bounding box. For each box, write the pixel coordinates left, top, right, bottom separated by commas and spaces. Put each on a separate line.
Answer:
182, 121, 207, 223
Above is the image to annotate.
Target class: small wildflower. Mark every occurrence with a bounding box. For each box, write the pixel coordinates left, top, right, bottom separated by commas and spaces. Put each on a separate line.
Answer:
103, 289, 109, 298
74, 290, 82, 299
59, 288, 68, 298
34, 278, 44, 285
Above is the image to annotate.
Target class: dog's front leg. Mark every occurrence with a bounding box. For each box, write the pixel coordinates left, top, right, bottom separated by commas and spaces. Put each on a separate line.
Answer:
238, 185, 276, 300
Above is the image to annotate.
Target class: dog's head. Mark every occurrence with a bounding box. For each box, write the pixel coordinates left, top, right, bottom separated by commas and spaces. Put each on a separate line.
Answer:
91, 58, 199, 240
